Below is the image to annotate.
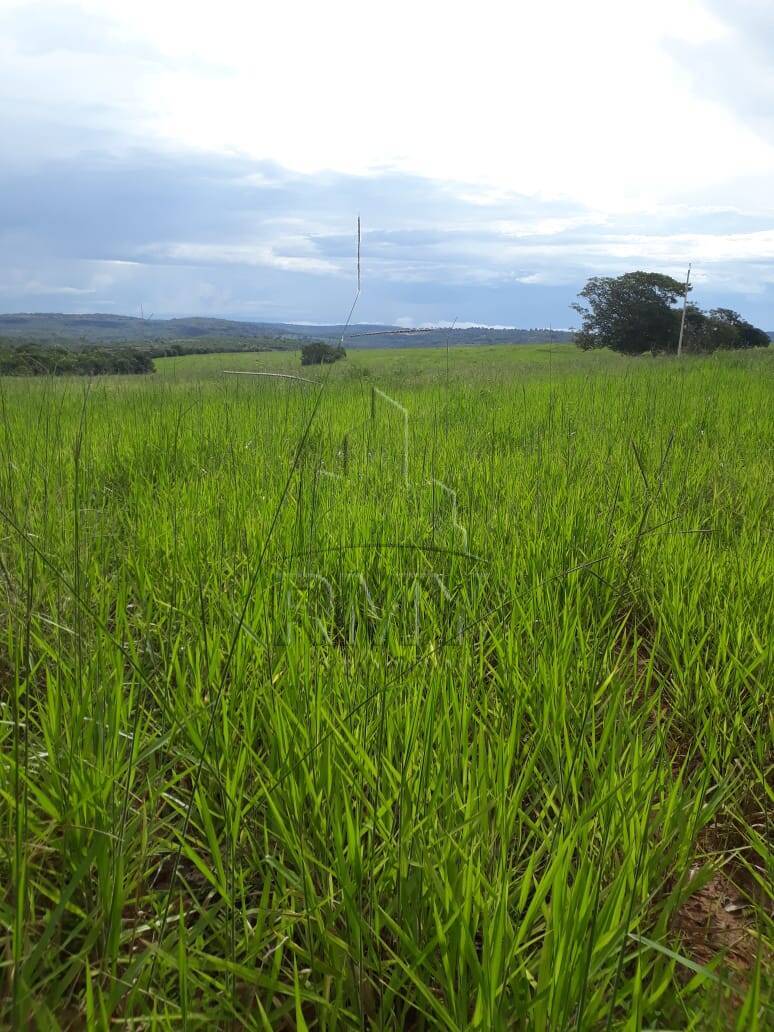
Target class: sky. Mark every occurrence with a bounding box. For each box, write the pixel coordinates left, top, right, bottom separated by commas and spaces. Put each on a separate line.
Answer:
1, 0, 773, 328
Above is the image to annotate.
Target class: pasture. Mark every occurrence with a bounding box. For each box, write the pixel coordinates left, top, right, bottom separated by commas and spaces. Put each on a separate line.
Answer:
0, 344, 771, 1028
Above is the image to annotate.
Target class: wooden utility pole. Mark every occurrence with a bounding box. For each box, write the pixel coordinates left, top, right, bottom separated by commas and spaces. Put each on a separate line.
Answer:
676, 264, 691, 357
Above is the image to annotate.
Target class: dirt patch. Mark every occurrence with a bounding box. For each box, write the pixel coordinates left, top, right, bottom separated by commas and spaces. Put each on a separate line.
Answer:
673, 867, 767, 979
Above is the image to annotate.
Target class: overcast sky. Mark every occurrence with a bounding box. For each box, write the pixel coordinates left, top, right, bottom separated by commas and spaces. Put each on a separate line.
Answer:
1, 0, 773, 327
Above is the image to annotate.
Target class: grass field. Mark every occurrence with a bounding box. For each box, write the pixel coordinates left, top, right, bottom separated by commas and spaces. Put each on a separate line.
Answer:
1, 344, 772, 1028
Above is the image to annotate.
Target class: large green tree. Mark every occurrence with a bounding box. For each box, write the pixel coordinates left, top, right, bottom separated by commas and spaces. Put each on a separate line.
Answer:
572, 271, 687, 354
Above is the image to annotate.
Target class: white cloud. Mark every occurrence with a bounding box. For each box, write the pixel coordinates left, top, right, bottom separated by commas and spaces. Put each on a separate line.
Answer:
3, 0, 774, 207
1, 0, 773, 324
0, 279, 94, 295
143, 241, 342, 275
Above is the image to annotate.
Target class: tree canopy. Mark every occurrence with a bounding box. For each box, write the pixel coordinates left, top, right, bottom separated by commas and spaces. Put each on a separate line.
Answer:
572, 272, 769, 355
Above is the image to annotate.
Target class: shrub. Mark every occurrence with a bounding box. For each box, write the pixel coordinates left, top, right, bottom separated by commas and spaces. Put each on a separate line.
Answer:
300, 341, 346, 366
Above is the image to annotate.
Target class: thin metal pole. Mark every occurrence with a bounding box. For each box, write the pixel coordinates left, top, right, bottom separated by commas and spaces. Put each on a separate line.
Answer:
339, 216, 361, 346
677, 264, 691, 357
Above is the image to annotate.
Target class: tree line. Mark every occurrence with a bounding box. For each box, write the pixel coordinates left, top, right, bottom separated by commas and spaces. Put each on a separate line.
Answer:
0, 343, 155, 376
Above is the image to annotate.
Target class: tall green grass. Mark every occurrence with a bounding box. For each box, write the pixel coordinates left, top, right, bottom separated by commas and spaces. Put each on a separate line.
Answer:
0, 345, 771, 1028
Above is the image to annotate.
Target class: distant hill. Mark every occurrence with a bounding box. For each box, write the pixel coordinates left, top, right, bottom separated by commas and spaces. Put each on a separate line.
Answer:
336, 325, 576, 348
0, 313, 299, 345
0, 313, 574, 349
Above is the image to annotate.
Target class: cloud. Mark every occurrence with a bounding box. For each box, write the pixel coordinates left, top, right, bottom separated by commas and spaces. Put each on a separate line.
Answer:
1, 145, 773, 325
1, 2, 149, 58
0, 0, 772, 326
666, 2, 774, 154
3, 1, 774, 200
